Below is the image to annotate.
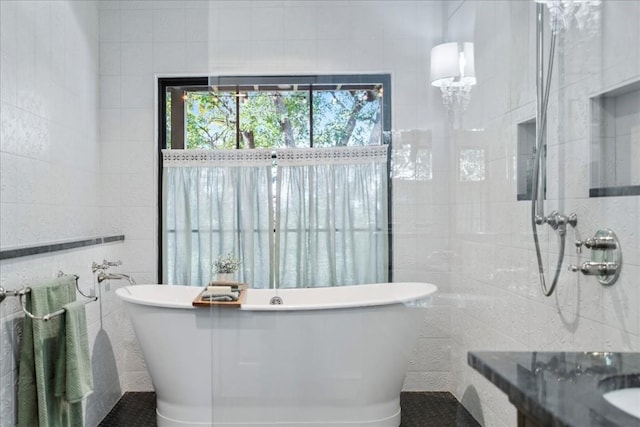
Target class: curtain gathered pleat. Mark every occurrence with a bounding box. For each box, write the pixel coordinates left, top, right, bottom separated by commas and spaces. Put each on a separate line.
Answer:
275, 146, 389, 288
162, 146, 388, 288
162, 150, 274, 288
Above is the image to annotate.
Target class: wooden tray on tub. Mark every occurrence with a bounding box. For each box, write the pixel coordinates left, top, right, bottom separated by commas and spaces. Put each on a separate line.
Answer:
192, 282, 248, 308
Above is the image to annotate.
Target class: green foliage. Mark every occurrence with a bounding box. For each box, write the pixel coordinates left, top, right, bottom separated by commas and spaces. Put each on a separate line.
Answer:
212, 252, 242, 273
185, 92, 236, 149
182, 87, 382, 149
313, 90, 380, 146
166, 91, 172, 148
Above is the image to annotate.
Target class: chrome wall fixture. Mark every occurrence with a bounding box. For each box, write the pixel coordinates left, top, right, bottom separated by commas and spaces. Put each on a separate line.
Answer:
531, 1, 578, 297
92, 259, 123, 271
92, 259, 137, 285
0, 272, 97, 321
570, 229, 622, 286
530, 0, 606, 296
430, 42, 477, 114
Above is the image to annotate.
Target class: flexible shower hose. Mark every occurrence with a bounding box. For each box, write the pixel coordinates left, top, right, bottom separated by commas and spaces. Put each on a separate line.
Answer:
530, 19, 567, 297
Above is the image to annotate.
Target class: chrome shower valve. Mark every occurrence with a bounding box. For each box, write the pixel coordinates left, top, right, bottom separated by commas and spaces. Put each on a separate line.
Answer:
575, 236, 617, 250
569, 229, 622, 286
569, 262, 619, 276
544, 211, 578, 234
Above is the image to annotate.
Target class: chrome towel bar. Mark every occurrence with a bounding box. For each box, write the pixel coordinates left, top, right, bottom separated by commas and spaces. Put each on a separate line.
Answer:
0, 272, 97, 321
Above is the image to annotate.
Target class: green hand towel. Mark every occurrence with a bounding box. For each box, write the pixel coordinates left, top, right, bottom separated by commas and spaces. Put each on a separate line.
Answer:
54, 300, 94, 403
17, 275, 83, 427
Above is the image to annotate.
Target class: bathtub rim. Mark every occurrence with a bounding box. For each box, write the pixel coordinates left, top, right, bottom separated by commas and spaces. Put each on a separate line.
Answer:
115, 282, 437, 312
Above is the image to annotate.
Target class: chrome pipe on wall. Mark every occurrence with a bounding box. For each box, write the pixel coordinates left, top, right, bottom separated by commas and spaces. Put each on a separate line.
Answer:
531, 2, 577, 297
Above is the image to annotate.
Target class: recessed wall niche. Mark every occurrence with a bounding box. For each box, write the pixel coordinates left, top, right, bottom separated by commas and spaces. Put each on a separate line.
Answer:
516, 118, 539, 201
590, 81, 640, 197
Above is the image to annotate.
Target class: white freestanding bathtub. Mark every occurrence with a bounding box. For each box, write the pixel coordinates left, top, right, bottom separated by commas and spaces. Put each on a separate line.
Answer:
116, 282, 437, 427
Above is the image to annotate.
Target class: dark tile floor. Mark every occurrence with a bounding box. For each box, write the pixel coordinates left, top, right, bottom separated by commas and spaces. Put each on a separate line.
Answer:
98, 391, 480, 427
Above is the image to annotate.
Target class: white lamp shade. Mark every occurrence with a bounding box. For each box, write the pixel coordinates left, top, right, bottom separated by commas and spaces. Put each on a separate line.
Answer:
430, 42, 476, 87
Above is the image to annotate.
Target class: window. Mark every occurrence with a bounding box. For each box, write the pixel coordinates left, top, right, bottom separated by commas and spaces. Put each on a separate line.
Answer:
158, 75, 392, 286
164, 76, 389, 150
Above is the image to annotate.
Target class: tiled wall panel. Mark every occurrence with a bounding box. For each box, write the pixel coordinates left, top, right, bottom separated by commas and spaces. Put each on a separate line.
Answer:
447, 2, 640, 426
0, 1, 131, 425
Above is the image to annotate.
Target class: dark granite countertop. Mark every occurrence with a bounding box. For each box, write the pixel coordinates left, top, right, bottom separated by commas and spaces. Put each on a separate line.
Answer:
468, 351, 640, 427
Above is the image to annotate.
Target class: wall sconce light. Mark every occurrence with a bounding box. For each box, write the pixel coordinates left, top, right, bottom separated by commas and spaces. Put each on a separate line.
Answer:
534, 0, 601, 33
430, 42, 476, 114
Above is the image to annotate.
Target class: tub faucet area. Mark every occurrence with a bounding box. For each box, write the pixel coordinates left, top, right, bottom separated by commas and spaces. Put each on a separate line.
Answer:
93, 259, 136, 285
97, 272, 136, 285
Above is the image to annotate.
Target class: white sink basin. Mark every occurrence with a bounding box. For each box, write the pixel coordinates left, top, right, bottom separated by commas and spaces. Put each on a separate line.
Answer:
603, 388, 640, 419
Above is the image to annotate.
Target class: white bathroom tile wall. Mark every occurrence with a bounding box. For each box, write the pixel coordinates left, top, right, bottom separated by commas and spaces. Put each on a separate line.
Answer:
100, 128, 123, 174
100, 207, 124, 241
100, 43, 122, 76
283, 40, 317, 72
120, 75, 154, 109
402, 371, 451, 392
100, 75, 121, 108
119, 173, 156, 209
250, 7, 285, 41
418, 306, 452, 339
409, 337, 451, 373
250, 40, 285, 73
0, 244, 132, 426
216, 6, 251, 41
508, 2, 532, 111
447, 1, 640, 426
120, 108, 155, 147
121, 43, 153, 76
0, 51, 17, 106
153, 42, 187, 73
186, 8, 209, 43
601, 1, 640, 78
186, 41, 210, 72
349, 5, 385, 41
446, 1, 465, 20
315, 5, 352, 41
1, 0, 101, 245
153, 8, 186, 43
0, 1, 138, 425
209, 40, 252, 73
123, 370, 153, 393
348, 39, 385, 72
283, 6, 317, 40
121, 9, 153, 43
602, 263, 640, 336
315, 40, 351, 72
120, 207, 156, 242
100, 9, 121, 42
100, 175, 123, 208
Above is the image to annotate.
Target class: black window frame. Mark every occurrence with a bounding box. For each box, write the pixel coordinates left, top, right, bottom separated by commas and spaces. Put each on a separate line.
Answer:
157, 74, 393, 284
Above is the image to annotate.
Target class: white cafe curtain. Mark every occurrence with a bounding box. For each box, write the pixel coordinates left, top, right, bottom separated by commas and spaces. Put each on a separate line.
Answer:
162, 149, 274, 287
275, 146, 389, 288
